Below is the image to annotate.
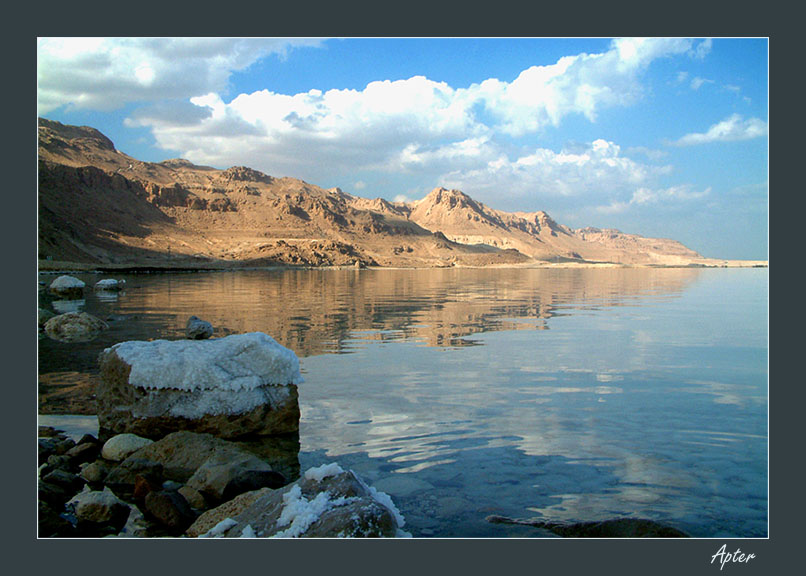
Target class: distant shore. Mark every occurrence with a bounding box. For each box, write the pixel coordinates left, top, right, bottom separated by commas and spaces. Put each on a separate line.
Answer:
38, 258, 768, 274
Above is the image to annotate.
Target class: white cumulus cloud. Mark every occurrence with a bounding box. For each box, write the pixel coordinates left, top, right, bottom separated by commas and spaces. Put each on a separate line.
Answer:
118, 37, 710, 185
596, 185, 711, 214
673, 114, 768, 146
37, 37, 324, 114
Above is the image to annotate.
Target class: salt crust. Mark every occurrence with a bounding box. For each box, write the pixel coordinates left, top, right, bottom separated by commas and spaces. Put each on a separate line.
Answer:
108, 332, 303, 391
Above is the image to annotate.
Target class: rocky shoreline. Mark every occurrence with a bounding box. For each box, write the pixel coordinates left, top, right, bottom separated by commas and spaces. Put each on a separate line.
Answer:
38, 427, 409, 538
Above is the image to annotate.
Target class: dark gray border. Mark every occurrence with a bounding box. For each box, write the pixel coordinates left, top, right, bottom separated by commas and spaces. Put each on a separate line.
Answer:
20, 2, 790, 575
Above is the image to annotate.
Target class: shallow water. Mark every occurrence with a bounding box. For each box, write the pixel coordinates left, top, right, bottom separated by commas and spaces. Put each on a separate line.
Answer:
38, 267, 768, 537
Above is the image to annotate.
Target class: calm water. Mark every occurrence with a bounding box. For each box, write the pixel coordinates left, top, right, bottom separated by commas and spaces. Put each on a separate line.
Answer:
38, 267, 768, 538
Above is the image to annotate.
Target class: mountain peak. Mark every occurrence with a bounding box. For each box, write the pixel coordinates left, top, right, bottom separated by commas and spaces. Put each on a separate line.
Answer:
38, 117, 116, 152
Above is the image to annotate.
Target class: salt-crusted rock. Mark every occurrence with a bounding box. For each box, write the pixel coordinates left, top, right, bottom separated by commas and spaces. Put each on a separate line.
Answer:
101, 433, 154, 462
94, 278, 125, 291
186, 315, 214, 340
96, 333, 302, 439
49, 275, 85, 298
186, 464, 409, 538
44, 312, 108, 343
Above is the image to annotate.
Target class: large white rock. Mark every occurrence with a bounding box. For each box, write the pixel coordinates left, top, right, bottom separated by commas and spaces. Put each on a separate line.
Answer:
97, 333, 303, 439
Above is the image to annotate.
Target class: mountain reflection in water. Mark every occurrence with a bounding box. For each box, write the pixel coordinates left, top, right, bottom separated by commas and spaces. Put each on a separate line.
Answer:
37, 267, 767, 538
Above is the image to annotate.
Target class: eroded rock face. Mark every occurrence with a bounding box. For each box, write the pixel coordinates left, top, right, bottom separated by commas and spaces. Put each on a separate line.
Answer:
96, 333, 302, 440
44, 312, 108, 342
187, 464, 408, 538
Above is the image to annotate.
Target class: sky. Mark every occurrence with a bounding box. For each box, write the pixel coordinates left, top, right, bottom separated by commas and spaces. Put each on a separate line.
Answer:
37, 37, 768, 260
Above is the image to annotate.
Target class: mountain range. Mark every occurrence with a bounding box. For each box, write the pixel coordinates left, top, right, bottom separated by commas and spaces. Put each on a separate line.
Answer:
38, 118, 754, 269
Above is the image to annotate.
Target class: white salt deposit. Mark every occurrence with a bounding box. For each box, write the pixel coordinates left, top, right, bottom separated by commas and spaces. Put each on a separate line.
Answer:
303, 462, 345, 482
162, 386, 291, 419
199, 517, 238, 538
273, 485, 350, 538
355, 474, 407, 528
272, 464, 409, 538
108, 332, 303, 391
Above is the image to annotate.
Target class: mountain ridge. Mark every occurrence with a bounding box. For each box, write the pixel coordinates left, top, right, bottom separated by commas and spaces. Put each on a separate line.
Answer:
37, 118, 759, 269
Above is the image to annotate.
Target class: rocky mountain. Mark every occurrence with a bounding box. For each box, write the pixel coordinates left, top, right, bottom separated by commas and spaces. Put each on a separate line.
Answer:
38, 118, 707, 268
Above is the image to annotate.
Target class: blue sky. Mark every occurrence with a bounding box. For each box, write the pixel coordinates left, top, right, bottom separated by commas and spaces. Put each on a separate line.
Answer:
37, 38, 768, 260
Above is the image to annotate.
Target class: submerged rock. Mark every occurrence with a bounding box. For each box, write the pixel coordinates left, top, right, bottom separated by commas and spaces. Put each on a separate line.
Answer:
187, 463, 409, 538
96, 332, 302, 439
185, 315, 214, 340
94, 278, 125, 291
486, 515, 689, 538
44, 312, 108, 343
49, 275, 85, 298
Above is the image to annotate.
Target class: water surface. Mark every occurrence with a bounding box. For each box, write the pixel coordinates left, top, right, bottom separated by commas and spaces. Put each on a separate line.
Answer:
38, 267, 768, 537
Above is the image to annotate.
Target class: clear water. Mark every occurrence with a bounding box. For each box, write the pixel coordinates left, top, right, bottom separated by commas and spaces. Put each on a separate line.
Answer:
38, 267, 768, 538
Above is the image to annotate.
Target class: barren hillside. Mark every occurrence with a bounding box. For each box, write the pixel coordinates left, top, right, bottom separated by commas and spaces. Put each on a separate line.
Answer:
38, 118, 710, 269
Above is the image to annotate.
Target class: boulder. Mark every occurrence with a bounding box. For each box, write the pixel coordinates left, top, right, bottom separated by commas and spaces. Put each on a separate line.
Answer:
185, 315, 214, 339
94, 278, 125, 291
68, 487, 131, 535
65, 441, 100, 465
185, 450, 286, 505
49, 275, 85, 298
103, 458, 163, 498
38, 479, 73, 509
187, 464, 409, 538
117, 431, 262, 483
80, 460, 110, 485
42, 469, 85, 495
144, 490, 196, 531
178, 486, 207, 510
101, 433, 154, 462
96, 333, 302, 439
485, 515, 689, 538
44, 312, 108, 343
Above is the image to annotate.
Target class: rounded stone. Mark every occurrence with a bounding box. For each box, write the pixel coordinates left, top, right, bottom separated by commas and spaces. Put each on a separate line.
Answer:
49, 275, 86, 298
101, 433, 154, 462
